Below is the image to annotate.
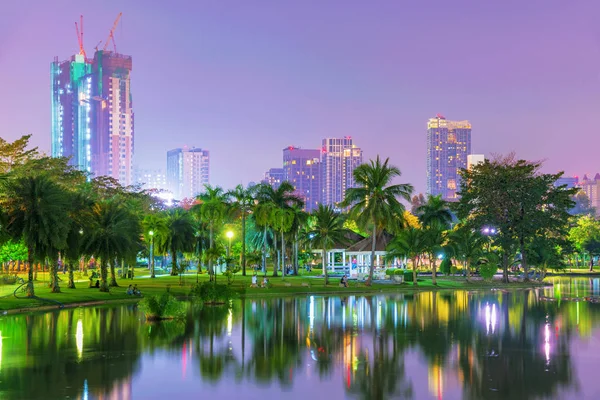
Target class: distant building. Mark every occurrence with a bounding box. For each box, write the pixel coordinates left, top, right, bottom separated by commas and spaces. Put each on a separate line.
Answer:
321, 137, 363, 208
167, 147, 209, 200
51, 50, 134, 185
467, 154, 485, 170
283, 146, 321, 211
427, 115, 472, 201
133, 168, 168, 191
581, 174, 600, 216
554, 176, 579, 189
262, 168, 285, 189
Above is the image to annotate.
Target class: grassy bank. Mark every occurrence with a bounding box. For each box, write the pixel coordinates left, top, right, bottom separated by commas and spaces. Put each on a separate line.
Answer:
0, 268, 551, 313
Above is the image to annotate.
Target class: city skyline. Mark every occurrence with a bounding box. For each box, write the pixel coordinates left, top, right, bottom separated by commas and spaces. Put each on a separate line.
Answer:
2, 1, 600, 194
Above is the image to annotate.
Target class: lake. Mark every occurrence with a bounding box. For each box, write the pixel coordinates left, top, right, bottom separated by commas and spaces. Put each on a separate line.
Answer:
1, 277, 600, 399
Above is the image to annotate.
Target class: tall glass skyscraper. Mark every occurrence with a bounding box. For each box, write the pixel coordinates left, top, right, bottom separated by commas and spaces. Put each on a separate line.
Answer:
427, 115, 472, 201
321, 137, 363, 208
51, 50, 134, 185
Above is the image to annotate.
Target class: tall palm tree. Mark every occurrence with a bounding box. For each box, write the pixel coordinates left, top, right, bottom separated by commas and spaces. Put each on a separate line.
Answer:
271, 207, 294, 278
0, 175, 71, 296
289, 207, 309, 275
160, 208, 195, 276
256, 182, 303, 277
84, 201, 141, 292
416, 195, 453, 229
228, 184, 256, 276
341, 156, 413, 285
386, 227, 427, 286
197, 185, 228, 281
252, 202, 274, 274
306, 205, 350, 285
423, 221, 446, 285
142, 213, 168, 278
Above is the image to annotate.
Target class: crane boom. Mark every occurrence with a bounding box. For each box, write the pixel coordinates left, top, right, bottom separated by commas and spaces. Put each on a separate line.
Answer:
74, 15, 86, 58
102, 12, 122, 52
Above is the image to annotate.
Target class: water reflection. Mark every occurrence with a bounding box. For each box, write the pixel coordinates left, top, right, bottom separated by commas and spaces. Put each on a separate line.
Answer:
0, 279, 600, 399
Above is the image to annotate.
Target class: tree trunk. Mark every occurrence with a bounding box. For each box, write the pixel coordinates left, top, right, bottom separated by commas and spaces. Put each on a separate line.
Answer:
281, 231, 286, 279
294, 235, 299, 276
520, 238, 529, 282
262, 226, 267, 274
431, 254, 437, 285
242, 212, 247, 276
50, 259, 61, 293
465, 259, 471, 281
209, 225, 214, 281
323, 248, 328, 285
109, 261, 118, 287
502, 251, 509, 283
26, 249, 35, 297
590, 255, 594, 272
412, 257, 418, 286
272, 234, 279, 277
100, 260, 109, 292
171, 243, 178, 276
68, 263, 76, 289
367, 225, 377, 286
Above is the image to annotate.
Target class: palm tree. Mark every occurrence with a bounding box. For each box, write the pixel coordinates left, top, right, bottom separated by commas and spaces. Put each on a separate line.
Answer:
386, 227, 426, 286
160, 208, 195, 277
289, 207, 309, 275
228, 184, 256, 276
84, 201, 141, 292
197, 185, 228, 281
306, 205, 350, 285
423, 221, 446, 285
0, 175, 71, 296
271, 207, 294, 278
253, 202, 274, 274
341, 156, 413, 285
416, 195, 453, 228
142, 213, 168, 278
448, 227, 487, 279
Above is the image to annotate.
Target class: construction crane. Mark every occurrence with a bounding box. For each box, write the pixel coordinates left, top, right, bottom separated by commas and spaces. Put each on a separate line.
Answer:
103, 12, 122, 53
74, 15, 86, 58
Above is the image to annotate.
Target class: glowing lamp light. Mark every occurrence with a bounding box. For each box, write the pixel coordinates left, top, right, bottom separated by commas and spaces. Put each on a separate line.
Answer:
226, 231, 234, 239
149, 230, 154, 236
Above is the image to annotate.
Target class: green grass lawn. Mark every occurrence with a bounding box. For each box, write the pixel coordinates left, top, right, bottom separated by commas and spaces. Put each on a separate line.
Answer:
0, 267, 551, 313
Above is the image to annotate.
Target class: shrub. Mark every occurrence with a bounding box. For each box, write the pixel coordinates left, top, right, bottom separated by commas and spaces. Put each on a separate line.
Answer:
403, 270, 413, 282
479, 263, 498, 281
385, 268, 396, 278
450, 266, 459, 275
440, 259, 452, 275
190, 282, 238, 304
0, 275, 18, 285
394, 269, 404, 275
139, 293, 186, 321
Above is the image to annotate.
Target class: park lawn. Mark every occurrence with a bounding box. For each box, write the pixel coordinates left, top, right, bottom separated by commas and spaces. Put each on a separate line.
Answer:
0, 268, 550, 313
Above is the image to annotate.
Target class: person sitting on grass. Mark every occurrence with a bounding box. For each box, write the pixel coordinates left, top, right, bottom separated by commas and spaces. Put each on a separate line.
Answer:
340, 275, 349, 288
126, 285, 134, 295
251, 274, 258, 288
261, 277, 269, 288
133, 284, 141, 296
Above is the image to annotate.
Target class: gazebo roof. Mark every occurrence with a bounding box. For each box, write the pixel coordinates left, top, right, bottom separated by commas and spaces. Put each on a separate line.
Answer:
346, 231, 394, 253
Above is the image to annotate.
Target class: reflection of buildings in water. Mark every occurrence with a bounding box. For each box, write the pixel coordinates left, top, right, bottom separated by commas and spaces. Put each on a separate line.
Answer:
428, 364, 444, 400
79, 378, 132, 400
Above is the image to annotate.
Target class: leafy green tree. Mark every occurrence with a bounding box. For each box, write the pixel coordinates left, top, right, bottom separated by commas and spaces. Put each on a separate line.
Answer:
422, 221, 446, 285
341, 156, 413, 284
228, 184, 256, 276
448, 226, 487, 279
416, 195, 453, 228
569, 215, 600, 271
0, 175, 70, 296
386, 227, 427, 286
306, 205, 351, 285
84, 201, 141, 291
160, 208, 195, 277
0, 135, 38, 174
570, 191, 596, 216
456, 155, 576, 282
197, 185, 228, 281
527, 235, 565, 279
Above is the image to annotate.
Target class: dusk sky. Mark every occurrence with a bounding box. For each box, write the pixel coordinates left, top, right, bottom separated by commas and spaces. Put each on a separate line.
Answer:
1, 0, 599, 193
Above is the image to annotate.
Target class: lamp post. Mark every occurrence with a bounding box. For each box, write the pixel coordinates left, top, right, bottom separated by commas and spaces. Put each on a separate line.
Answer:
226, 231, 234, 257
149, 230, 155, 278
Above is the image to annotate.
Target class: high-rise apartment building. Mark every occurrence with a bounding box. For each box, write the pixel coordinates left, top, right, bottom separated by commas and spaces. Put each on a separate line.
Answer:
133, 167, 168, 191
581, 174, 600, 216
262, 168, 285, 189
51, 50, 134, 185
283, 146, 321, 211
167, 147, 210, 200
321, 137, 363, 208
427, 115, 472, 201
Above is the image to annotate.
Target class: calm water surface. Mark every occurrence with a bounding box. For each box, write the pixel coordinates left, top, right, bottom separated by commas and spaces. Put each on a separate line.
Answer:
2, 277, 600, 400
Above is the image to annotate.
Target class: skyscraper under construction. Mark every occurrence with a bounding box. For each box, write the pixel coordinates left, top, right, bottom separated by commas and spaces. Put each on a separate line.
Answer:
51, 14, 134, 185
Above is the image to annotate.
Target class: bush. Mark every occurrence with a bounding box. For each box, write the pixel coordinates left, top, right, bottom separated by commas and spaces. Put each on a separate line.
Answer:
403, 270, 413, 282
394, 269, 404, 275
479, 263, 498, 281
450, 266, 459, 275
439, 259, 452, 275
0, 275, 18, 285
385, 268, 396, 278
139, 293, 186, 321
190, 282, 238, 304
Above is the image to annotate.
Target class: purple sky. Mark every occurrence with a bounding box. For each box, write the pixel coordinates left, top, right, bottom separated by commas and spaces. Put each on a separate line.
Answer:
1, 0, 600, 193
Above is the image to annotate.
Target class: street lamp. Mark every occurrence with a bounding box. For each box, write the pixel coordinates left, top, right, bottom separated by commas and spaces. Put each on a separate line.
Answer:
149, 230, 155, 278
226, 231, 234, 257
